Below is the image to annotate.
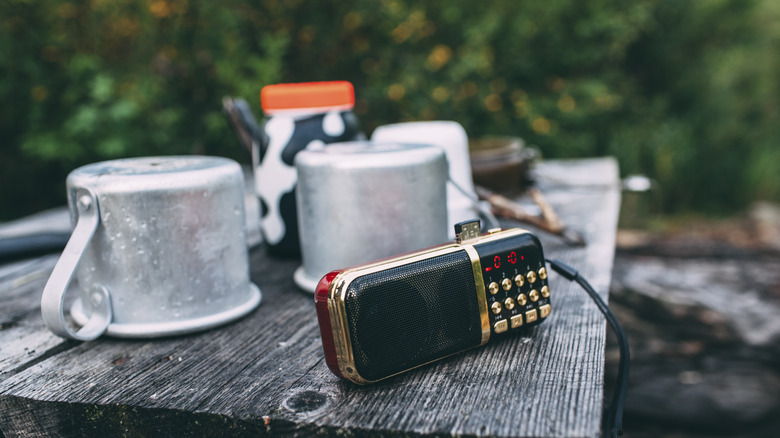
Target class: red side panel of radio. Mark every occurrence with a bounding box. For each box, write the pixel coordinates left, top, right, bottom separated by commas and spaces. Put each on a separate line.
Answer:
314, 270, 343, 379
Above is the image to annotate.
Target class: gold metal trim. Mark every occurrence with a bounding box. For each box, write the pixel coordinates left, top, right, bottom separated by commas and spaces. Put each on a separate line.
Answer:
463, 244, 490, 346
327, 277, 363, 383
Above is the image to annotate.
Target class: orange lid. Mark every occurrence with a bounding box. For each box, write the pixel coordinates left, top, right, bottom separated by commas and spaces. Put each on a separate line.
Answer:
261, 81, 355, 112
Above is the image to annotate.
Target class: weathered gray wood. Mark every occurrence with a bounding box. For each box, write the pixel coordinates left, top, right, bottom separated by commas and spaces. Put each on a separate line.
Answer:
0, 255, 75, 380
0, 158, 620, 438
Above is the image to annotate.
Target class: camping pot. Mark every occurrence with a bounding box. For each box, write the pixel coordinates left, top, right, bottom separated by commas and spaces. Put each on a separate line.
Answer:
40, 156, 262, 340
371, 121, 478, 239
293, 141, 449, 292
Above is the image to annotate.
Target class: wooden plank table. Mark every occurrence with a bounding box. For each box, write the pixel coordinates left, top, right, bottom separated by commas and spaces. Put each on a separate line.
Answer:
0, 157, 620, 437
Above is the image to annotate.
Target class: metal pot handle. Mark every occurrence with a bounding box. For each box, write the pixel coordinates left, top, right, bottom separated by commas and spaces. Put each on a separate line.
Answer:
41, 188, 112, 340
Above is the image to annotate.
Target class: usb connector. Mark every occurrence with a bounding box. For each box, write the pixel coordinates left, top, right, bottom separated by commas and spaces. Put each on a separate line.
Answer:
454, 219, 481, 243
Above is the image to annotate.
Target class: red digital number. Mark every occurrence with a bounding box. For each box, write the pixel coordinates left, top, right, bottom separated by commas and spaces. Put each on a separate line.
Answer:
493, 255, 501, 269
508, 251, 517, 264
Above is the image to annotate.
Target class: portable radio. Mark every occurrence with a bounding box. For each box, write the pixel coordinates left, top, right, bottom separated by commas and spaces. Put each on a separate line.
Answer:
314, 220, 552, 384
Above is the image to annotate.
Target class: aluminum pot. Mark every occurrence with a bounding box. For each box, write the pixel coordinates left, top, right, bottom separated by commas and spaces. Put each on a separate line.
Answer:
371, 121, 478, 239
41, 156, 262, 340
293, 141, 449, 292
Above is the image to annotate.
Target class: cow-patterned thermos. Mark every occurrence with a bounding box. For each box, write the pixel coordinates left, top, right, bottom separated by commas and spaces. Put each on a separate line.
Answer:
255, 82, 365, 257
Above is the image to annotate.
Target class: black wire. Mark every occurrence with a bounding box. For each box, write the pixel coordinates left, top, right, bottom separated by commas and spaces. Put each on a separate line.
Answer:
0, 232, 71, 263
546, 258, 629, 438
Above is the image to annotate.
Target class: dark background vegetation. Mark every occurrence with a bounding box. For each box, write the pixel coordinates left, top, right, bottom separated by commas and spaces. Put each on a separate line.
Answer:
1, 0, 779, 221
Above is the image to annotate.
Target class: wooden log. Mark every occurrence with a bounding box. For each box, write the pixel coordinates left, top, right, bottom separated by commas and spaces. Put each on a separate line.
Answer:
0, 158, 621, 437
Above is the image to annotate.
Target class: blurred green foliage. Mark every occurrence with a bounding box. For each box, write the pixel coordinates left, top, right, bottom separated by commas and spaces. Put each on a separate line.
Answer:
1, 0, 779, 220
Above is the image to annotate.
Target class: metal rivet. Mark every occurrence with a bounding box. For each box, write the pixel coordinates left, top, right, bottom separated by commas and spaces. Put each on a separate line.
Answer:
78, 195, 92, 212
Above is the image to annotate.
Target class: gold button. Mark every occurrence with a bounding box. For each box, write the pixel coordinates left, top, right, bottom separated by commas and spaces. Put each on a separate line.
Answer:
526, 270, 537, 284
538, 267, 547, 280
539, 304, 551, 318
488, 282, 499, 295
541, 285, 550, 298
504, 297, 515, 310
501, 278, 512, 291
510, 314, 523, 328
494, 319, 508, 333
525, 309, 538, 323
491, 301, 502, 315
514, 274, 524, 287
488, 228, 502, 234
529, 289, 540, 302
517, 294, 527, 306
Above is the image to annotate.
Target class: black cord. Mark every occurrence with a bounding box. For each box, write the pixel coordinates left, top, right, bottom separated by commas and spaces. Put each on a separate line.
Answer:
546, 258, 629, 438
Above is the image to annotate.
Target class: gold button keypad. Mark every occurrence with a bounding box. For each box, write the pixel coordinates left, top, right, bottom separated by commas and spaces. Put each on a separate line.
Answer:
504, 297, 515, 310
517, 294, 527, 306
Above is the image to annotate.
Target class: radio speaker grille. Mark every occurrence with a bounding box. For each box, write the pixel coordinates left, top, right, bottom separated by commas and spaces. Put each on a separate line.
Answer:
344, 250, 482, 381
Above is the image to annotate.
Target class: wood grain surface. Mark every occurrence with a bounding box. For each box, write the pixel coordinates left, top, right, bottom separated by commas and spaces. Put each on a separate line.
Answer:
0, 158, 620, 437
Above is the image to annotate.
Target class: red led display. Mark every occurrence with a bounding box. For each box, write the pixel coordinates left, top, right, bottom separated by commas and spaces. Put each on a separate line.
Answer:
486, 251, 525, 273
